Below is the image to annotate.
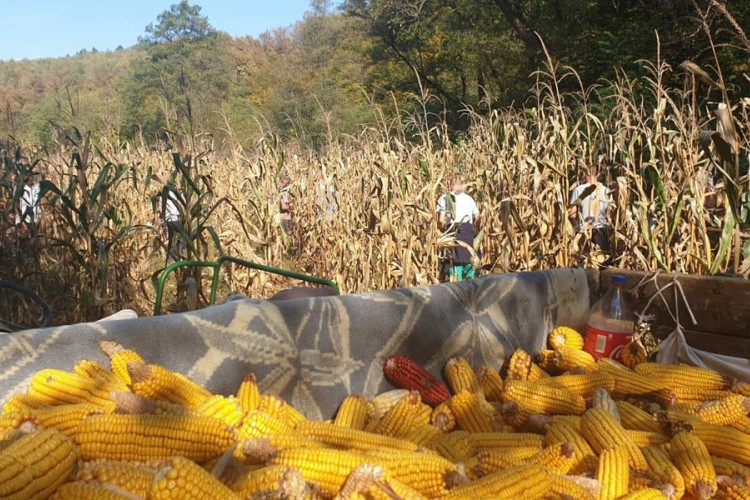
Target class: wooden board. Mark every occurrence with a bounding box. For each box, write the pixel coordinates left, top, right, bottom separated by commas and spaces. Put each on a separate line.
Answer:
598, 269, 750, 355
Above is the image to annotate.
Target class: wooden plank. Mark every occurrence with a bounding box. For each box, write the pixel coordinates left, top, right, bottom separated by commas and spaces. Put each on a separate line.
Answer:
599, 269, 750, 339
651, 325, 750, 358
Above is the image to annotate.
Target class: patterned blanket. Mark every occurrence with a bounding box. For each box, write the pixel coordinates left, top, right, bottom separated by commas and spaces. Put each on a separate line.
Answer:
0, 268, 591, 419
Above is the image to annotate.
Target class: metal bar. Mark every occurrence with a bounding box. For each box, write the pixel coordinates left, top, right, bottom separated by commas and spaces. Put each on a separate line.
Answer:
153, 260, 220, 316
216, 255, 339, 295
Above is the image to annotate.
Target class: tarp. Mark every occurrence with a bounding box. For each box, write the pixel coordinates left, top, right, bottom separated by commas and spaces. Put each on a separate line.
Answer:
0, 268, 590, 419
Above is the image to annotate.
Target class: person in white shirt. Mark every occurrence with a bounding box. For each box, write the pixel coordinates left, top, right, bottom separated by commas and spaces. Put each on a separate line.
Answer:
436, 175, 481, 282
569, 164, 613, 260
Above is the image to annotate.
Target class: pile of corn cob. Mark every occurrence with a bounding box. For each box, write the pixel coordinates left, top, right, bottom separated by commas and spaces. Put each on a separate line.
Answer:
0, 333, 749, 499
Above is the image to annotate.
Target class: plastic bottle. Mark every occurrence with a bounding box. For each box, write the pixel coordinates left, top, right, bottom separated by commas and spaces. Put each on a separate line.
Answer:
583, 274, 636, 360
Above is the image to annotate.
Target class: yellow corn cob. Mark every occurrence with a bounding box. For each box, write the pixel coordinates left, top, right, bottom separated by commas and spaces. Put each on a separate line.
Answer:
553, 345, 597, 372
444, 356, 485, 395
634, 363, 735, 391
464, 431, 545, 453
361, 448, 462, 497
337, 462, 387, 499
621, 338, 649, 370
715, 483, 750, 500
616, 401, 662, 432
195, 395, 244, 427
619, 487, 670, 500
712, 456, 750, 486
548, 473, 597, 500
627, 470, 662, 495
77, 459, 157, 497
475, 365, 504, 401
99, 340, 144, 386
75, 414, 235, 462
549, 326, 585, 350
545, 420, 599, 475
430, 401, 457, 432
257, 394, 307, 426
235, 372, 260, 413
1, 394, 47, 415
580, 408, 648, 470
27, 403, 105, 437
237, 409, 294, 438
51, 482, 136, 499
463, 450, 519, 479
688, 420, 750, 465
270, 447, 368, 495
28, 369, 115, 409
150, 455, 240, 499
447, 391, 494, 433
625, 430, 669, 447
72, 359, 119, 384
538, 371, 615, 398
498, 399, 533, 428
231, 465, 310, 498
0, 428, 79, 499
550, 414, 583, 429
596, 446, 630, 500
128, 361, 211, 408
534, 349, 562, 375
693, 394, 750, 426
369, 389, 410, 420
502, 348, 550, 381
502, 379, 586, 415
445, 464, 551, 498
110, 391, 190, 416
734, 382, 750, 396
593, 387, 621, 423
294, 420, 419, 451
669, 431, 718, 499
525, 442, 576, 474
368, 473, 428, 500
239, 434, 324, 464
596, 358, 675, 404
368, 392, 431, 437
432, 430, 474, 461
673, 388, 736, 404
729, 416, 750, 434
402, 424, 442, 448
334, 394, 371, 430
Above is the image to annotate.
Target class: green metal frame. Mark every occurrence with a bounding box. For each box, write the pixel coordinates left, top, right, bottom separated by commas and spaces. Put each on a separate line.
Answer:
153, 255, 339, 316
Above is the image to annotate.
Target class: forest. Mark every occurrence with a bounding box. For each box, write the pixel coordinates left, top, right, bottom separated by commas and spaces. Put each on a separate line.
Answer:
0, 0, 748, 326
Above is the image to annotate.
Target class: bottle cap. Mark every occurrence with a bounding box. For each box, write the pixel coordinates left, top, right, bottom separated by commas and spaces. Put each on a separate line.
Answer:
611, 274, 627, 285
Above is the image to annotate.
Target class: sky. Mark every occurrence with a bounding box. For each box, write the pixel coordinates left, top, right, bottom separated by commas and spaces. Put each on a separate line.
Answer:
0, 0, 312, 61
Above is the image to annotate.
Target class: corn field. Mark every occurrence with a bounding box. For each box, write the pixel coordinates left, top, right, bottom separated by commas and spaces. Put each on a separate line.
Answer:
1, 60, 748, 327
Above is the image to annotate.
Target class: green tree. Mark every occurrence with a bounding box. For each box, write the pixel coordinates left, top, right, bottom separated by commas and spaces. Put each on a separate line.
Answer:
139, 0, 216, 45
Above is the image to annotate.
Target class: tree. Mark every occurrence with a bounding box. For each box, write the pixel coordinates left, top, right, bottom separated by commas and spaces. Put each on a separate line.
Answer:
139, 0, 216, 45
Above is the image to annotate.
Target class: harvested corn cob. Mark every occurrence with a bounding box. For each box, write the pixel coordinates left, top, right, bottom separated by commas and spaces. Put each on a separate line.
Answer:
502, 378, 586, 415
534, 349, 561, 374
368, 391, 431, 437
26, 403, 104, 437
75, 414, 235, 462
621, 338, 648, 369
235, 372, 260, 413
596, 358, 675, 405
238, 409, 294, 438
675, 418, 750, 465
580, 407, 648, 470
447, 390, 494, 433
432, 430, 474, 461
334, 394, 371, 430
110, 391, 189, 416
257, 394, 307, 426
729, 415, 750, 434
128, 361, 211, 408
431, 401, 457, 432
669, 431, 718, 499
444, 356, 485, 396
369, 389, 410, 420
619, 487, 670, 500
99, 340, 144, 386
73, 359, 119, 386
195, 395, 244, 427
544, 420, 599, 475
596, 446, 630, 500
231, 465, 309, 498
445, 464, 552, 498
239, 434, 324, 464
475, 365, 504, 401
553, 345, 597, 372
712, 456, 750, 486
525, 442, 576, 474
294, 420, 419, 451
383, 354, 449, 405
538, 371, 615, 398
464, 431, 544, 453
270, 447, 368, 495
624, 429, 669, 447
361, 447, 462, 497
76, 459, 157, 498
0, 428, 79, 499
1, 394, 47, 415
593, 387, 621, 423
28, 369, 115, 409
150, 455, 240, 499
634, 362, 735, 391
548, 474, 597, 500
502, 348, 550, 381
715, 482, 750, 499
694, 394, 750, 426
616, 400, 662, 432
548, 326, 585, 350
51, 482, 136, 499
672, 388, 735, 404
402, 424, 442, 448
463, 450, 520, 479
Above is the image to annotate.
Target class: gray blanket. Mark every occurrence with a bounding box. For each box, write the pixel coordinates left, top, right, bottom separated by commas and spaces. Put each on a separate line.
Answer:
0, 268, 590, 419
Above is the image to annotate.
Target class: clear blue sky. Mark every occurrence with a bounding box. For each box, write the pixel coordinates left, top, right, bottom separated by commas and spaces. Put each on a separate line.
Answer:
0, 0, 312, 61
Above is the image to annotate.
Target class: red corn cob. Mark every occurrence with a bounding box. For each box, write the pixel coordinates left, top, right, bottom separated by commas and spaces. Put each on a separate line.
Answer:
383, 354, 449, 406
